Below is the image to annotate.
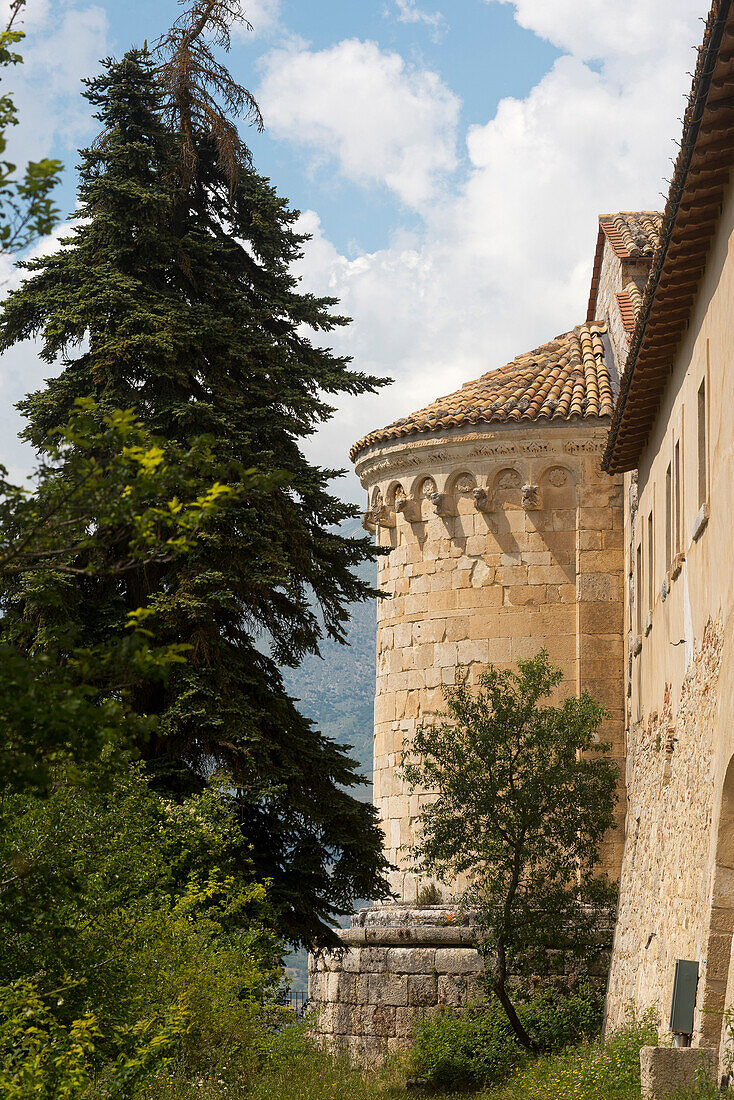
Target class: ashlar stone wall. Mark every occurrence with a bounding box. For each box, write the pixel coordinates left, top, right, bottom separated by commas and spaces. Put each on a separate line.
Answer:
355, 422, 626, 900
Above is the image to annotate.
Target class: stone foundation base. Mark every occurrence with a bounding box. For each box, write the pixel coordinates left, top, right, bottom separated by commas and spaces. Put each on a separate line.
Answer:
640, 1046, 717, 1099
309, 903, 613, 1067
308, 904, 484, 1067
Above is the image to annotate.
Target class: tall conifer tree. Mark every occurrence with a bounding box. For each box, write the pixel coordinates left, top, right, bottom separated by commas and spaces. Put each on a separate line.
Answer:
0, 39, 389, 945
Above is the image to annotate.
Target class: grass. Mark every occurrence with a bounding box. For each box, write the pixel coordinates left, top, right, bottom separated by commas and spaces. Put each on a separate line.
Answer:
133, 1015, 721, 1100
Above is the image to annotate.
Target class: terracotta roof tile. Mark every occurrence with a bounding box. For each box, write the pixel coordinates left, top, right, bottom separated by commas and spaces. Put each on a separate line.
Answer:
350, 323, 613, 460
604, 0, 734, 472
599, 212, 663, 260
587, 212, 662, 322
616, 281, 645, 345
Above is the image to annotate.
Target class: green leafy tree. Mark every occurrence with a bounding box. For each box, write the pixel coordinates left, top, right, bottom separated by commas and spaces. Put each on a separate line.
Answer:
0, 27, 389, 945
0, 399, 245, 796
0, 1, 62, 252
402, 652, 619, 1051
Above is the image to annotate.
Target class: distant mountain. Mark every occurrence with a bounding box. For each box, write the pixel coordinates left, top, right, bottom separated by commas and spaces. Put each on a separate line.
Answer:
280, 519, 377, 986
280, 517, 376, 795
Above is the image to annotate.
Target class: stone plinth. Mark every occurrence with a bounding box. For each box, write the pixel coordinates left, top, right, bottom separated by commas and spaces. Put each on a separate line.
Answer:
639, 1046, 717, 1099
308, 903, 613, 1066
308, 905, 484, 1067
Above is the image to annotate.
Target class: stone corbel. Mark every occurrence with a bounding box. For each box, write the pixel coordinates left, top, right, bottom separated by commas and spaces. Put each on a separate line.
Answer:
521, 483, 540, 510
395, 497, 422, 523
428, 492, 455, 518
671, 551, 685, 580
362, 511, 377, 534
472, 487, 492, 513
372, 505, 396, 529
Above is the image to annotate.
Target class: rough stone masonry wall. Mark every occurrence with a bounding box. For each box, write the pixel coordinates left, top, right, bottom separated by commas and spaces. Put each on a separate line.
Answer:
358, 427, 626, 900
309, 908, 483, 1068
605, 619, 723, 1035
308, 906, 611, 1067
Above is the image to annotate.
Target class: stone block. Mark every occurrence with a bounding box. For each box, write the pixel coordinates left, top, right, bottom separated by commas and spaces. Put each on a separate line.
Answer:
437, 973, 468, 1006
340, 948, 362, 973
336, 972, 357, 1003
528, 564, 570, 585
408, 974, 438, 1006
445, 614, 470, 641
386, 947, 436, 973
434, 947, 484, 974
369, 972, 409, 1007
639, 1047, 716, 1099
395, 1006, 420, 1039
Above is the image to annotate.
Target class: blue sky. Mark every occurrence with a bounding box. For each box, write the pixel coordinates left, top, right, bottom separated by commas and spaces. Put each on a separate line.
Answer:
0, 0, 710, 499
49, 0, 560, 255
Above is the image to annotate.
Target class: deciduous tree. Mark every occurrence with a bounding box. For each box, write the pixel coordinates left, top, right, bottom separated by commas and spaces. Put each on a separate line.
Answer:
402, 652, 618, 1050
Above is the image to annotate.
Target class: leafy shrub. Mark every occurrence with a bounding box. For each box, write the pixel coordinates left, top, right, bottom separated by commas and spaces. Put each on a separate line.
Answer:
0, 767, 285, 1082
416, 883, 444, 906
0, 980, 187, 1099
490, 1015, 658, 1100
410, 985, 604, 1091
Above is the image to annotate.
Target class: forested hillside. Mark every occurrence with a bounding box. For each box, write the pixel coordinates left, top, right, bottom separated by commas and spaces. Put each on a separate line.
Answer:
281, 518, 377, 794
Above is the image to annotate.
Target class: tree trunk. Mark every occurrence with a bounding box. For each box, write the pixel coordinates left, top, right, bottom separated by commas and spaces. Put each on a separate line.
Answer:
493, 936, 539, 1052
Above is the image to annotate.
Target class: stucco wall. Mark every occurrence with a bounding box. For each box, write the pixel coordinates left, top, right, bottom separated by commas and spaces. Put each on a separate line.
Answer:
355, 422, 625, 901
607, 173, 734, 1052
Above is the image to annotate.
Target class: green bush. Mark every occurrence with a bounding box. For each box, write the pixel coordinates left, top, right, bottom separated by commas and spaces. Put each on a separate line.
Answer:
490, 1016, 658, 1100
0, 766, 286, 1085
410, 985, 604, 1092
0, 980, 187, 1099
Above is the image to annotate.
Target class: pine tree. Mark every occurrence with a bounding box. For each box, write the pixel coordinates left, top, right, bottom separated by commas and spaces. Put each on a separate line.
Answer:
0, 45, 390, 946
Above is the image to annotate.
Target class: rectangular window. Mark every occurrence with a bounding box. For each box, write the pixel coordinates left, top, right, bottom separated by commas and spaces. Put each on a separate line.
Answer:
665, 462, 672, 568
648, 511, 654, 614
674, 439, 681, 554
636, 542, 642, 635
698, 378, 707, 508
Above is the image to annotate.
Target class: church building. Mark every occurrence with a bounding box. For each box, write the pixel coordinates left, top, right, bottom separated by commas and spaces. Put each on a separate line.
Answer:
310, 0, 734, 1070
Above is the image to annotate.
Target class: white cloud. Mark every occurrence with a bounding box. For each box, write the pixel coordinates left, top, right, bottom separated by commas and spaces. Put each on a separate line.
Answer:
4, 2, 108, 171
234, 0, 281, 40
488, 0, 700, 76
279, 2, 706, 501
257, 38, 460, 208
391, 0, 447, 41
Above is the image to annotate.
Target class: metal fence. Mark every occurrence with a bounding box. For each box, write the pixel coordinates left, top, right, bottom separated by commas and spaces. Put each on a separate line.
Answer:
283, 990, 308, 1017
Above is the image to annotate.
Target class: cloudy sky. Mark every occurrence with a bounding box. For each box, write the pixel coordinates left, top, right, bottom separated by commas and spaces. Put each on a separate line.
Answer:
0, 0, 709, 500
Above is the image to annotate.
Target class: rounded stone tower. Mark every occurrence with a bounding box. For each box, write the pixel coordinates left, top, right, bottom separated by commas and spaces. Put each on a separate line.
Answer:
309, 322, 626, 1063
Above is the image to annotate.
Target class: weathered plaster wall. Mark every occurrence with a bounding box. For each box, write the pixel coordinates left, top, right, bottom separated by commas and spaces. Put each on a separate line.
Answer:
355, 422, 626, 900
607, 173, 734, 1055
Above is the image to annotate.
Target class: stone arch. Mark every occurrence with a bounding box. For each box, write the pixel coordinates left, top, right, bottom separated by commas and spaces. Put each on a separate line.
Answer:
371, 486, 383, 508
700, 753, 734, 1050
385, 480, 406, 508
491, 467, 522, 507
448, 471, 477, 515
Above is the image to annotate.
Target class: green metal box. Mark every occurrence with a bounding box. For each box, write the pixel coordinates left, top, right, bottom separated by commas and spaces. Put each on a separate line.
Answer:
669, 959, 699, 1036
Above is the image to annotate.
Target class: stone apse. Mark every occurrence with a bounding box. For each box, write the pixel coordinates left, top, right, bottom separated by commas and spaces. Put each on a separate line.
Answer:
308, 324, 627, 1063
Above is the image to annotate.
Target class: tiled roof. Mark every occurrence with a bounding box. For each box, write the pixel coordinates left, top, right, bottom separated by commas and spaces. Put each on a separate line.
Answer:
604, 0, 734, 472
586, 212, 662, 323
350, 323, 614, 460
599, 212, 663, 260
616, 282, 644, 345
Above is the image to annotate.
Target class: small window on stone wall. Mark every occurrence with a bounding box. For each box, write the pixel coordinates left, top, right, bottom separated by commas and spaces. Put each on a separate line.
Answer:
647, 510, 654, 615
698, 377, 707, 508
674, 439, 681, 555
665, 462, 672, 568
636, 542, 642, 636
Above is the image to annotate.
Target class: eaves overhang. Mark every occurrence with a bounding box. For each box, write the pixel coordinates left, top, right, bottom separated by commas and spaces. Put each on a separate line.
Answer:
603, 0, 734, 473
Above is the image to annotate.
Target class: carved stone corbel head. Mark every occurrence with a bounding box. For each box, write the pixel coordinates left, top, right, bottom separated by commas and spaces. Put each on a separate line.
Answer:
521, 484, 540, 510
